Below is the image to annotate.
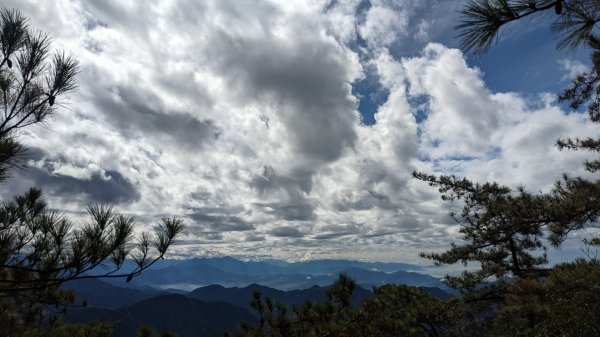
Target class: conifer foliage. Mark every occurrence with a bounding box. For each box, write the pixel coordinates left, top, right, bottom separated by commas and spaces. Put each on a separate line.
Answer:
412, 0, 600, 335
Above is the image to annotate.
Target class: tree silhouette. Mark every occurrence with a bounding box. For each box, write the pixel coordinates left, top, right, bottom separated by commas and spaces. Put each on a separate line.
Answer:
411, 0, 600, 334
459, 1, 600, 133
0, 8, 184, 337
232, 274, 465, 337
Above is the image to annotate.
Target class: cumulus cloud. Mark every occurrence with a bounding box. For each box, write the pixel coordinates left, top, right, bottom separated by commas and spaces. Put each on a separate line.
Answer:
358, 2, 409, 49
396, 44, 599, 190
2, 0, 599, 264
559, 58, 589, 81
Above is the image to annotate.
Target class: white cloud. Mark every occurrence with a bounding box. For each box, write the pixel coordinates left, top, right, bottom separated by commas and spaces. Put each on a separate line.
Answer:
359, 3, 409, 49
559, 58, 589, 81
2, 0, 599, 264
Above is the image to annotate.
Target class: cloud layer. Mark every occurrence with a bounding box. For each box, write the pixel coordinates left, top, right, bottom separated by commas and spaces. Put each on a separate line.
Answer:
3, 0, 599, 263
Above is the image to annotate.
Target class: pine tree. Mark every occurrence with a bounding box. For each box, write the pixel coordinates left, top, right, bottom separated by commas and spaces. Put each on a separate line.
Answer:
460, 0, 600, 132
0, 8, 184, 337
412, 0, 600, 335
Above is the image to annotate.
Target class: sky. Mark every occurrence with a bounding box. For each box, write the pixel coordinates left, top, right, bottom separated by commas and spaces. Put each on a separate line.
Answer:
3, 0, 599, 265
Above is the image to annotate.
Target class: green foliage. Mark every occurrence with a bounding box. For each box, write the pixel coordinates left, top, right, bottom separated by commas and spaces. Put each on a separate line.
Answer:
409, 1, 600, 335
233, 274, 466, 337
0, 8, 78, 181
0, 300, 114, 337
136, 324, 179, 337
489, 259, 600, 336
414, 172, 553, 286
358, 284, 467, 337
18, 321, 114, 337
138, 325, 157, 337
235, 274, 357, 337
160, 332, 179, 337
0, 188, 185, 296
413, 154, 600, 334
457, 1, 600, 54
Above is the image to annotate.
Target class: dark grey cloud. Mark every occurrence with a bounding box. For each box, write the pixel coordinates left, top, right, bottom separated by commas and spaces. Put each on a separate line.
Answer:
250, 165, 277, 195
111, 86, 219, 145
204, 232, 224, 241
188, 211, 255, 232
180, 224, 225, 241
184, 202, 255, 235
313, 223, 362, 240
87, 81, 218, 147
25, 167, 140, 204
362, 230, 397, 239
359, 159, 405, 189
268, 226, 306, 238
189, 190, 212, 201
174, 239, 222, 246
313, 232, 353, 240
16, 148, 140, 205
332, 189, 391, 212
81, 1, 155, 35
251, 166, 316, 221
251, 165, 312, 195
260, 202, 316, 222
244, 234, 266, 242
155, 70, 215, 110
205, 23, 358, 163
23, 147, 47, 162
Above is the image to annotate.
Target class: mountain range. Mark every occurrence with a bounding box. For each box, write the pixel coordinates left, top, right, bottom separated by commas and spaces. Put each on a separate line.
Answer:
63, 279, 377, 337
99, 256, 446, 291
61, 257, 451, 337
65, 292, 256, 337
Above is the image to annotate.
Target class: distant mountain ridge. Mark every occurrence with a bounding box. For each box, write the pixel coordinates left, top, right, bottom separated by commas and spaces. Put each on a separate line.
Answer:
188, 283, 373, 311
61, 278, 158, 308
62, 271, 451, 337
66, 293, 256, 337
107, 256, 445, 291
184, 256, 426, 274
